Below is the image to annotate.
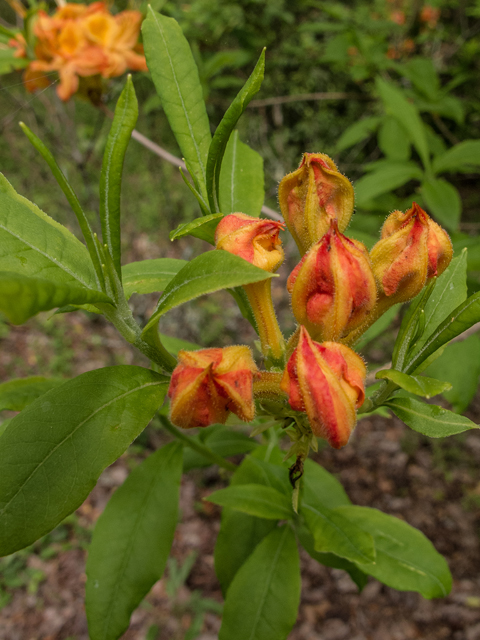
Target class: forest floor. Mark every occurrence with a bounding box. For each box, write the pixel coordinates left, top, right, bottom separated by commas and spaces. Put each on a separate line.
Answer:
1, 235, 479, 640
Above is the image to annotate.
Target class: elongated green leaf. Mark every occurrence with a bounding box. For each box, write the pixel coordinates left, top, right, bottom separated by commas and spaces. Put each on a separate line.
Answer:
0, 174, 98, 290
385, 397, 478, 437
86, 443, 182, 640
302, 503, 375, 564
0, 272, 112, 324
355, 305, 398, 351
122, 258, 187, 299
355, 162, 423, 207
142, 251, 275, 334
183, 429, 256, 472
206, 49, 265, 212
303, 459, 351, 510
378, 117, 411, 161
142, 10, 211, 190
206, 484, 293, 520
376, 370, 451, 398
219, 526, 300, 640
160, 333, 200, 356
0, 376, 62, 411
337, 505, 452, 598
0, 419, 11, 439
100, 76, 138, 278
376, 78, 431, 171
19, 123, 103, 287
405, 291, 480, 373
335, 116, 382, 153
0, 366, 169, 556
169, 213, 223, 244
219, 131, 264, 217
421, 178, 461, 231
432, 140, 480, 174
412, 251, 467, 355
296, 524, 367, 591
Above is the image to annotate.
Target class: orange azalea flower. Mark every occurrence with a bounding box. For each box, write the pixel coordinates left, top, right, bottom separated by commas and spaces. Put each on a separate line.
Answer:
168, 346, 259, 429
281, 327, 366, 449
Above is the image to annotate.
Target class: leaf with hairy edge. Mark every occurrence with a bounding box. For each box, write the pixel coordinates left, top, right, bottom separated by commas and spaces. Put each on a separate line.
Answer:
99, 76, 138, 278
376, 78, 431, 171
219, 526, 300, 640
0, 377, 63, 411
86, 443, 183, 640
385, 397, 479, 437
206, 49, 265, 212
302, 503, 375, 565
0, 174, 98, 290
122, 258, 187, 299
376, 370, 451, 398
0, 272, 112, 324
142, 251, 275, 334
169, 213, 223, 244
354, 162, 423, 207
405, 291, 480, 374
206, 484, 293, 520
337, 506, 452, 598
219, 131, 264, 217
0, 366, 169, 556
142, 10, 211, 192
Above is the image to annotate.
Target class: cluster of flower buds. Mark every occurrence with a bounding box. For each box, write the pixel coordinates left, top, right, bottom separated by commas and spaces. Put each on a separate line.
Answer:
8, 2, 146, 101
166, 152, 453, 454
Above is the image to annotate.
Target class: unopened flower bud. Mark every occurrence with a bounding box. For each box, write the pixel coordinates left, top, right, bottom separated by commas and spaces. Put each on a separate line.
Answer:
215, 213, 285, 273
287, 221, 377, 342
370, 202, 453, 304
168, 346, 258, 429
278, 153, 354, 255
280, 327, 366, 449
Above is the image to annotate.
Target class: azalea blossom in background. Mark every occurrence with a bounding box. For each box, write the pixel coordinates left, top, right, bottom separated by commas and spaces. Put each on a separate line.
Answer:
8, 1, 147, 101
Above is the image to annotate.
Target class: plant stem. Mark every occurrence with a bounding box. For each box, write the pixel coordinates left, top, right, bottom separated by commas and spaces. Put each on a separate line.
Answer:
243, 280, 285, 368
160, 417, 237, 472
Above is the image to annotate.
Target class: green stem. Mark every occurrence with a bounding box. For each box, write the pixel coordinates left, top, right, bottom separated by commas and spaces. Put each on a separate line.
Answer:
358, 380, 398, 415
243, 280, 285, 368
160, 417, 237, 472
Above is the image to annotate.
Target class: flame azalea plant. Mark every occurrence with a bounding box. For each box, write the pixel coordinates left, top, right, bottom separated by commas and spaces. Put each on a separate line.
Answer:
0, 11, 479, 640
6, 1, 146, 101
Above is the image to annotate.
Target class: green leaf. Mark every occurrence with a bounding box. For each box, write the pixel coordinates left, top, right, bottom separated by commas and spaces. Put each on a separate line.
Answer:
169, 213, 223, 244
302, 459, 351, 509
354, 162, 423, 207
0, 419, 12, 439
432, 140, 480, 175
0, 376, 62, 411
142, 251, 275, 334
421, 178, 461, 231
0, 272, 112, 324
378, 117, 411, 162
99, 76, 138, 278
205, 484, 293, 520
142, 10, 211, 191
398, 58, 440, 101
219, 526, 300, 640
206, 49, 265, 212
336, 505, 452, 598
355, 305, 399, 351
183, 428, 256, 472
219, 131, 264, 217
0, 366, 169, 556
375, 370, 451, 398
302, 503, 375, 565
0, 174, 98, 290
405, 291, 480, 374
335, 116, 382, 153
424, 335, 480, 413
385, 397, 479, 437
159, 333, 200, 356
376, 78, 431, 171
85, 443, 182, 640
122, 258, 187, 299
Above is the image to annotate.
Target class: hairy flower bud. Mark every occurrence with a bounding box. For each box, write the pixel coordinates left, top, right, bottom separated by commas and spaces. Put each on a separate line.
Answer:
168, 346, 258, 429
287, 221, 377, 342
278, 153, 354, 255
280, 327, 366, 449
215, 213, 285, 272
370, 202, 453, 304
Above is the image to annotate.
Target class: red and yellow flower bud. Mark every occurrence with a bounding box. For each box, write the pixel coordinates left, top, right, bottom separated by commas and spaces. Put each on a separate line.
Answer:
215, 213, 286, 366
287, 221, 377, 342
370, 202, 453, 304
168, 346, 258, 429
281, 327, 366, 449
215, 213, 285, 272
278, 153, 354, 255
